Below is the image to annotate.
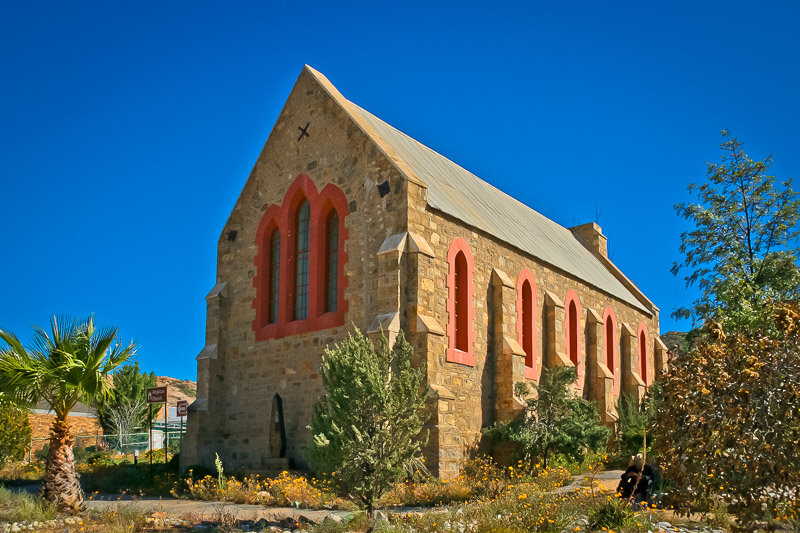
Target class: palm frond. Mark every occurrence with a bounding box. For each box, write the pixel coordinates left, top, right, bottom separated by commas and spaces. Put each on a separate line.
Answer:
0, 315, 139, 418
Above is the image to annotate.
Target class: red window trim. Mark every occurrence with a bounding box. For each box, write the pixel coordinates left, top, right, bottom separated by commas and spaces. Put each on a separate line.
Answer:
446, 238, 475, 366
637, 323, 649, 386
564, 289, 584, 391
602, 306, 619, 396
516, 269, 538, 381
253, 174, 349, 341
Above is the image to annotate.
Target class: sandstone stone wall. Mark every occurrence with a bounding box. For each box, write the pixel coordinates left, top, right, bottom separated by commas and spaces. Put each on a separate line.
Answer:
182, 68, 409, 473
404, 179, 664, 477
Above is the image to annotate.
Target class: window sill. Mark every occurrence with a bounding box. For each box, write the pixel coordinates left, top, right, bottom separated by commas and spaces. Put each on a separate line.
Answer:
253, 308, 345, 341
447, 348, 475, 367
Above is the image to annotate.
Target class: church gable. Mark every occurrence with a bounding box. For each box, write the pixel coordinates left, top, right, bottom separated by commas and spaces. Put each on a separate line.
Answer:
217, 66, 411, 343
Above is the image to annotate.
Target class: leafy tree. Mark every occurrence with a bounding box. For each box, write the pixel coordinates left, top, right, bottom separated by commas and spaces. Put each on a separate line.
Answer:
305, 328, 429, 515
671, 130, 800, 334
0, 397, 31, 465
650, 305, 800, 530
98, 362, 156, 448
486, 366, 610, 472
615, 386, 661, 460
0, 316, 137, 512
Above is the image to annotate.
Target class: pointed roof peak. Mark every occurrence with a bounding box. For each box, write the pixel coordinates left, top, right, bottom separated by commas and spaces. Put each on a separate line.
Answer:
299, 65, 428, 188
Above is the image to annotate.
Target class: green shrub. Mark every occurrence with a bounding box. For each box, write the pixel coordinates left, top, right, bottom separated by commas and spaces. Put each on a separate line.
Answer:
485, 366, 610, 469
305, 329, 429, 515
588, 497, 639, 530
80, 462, 178, 496
0, 399, 31, 465
615, 388, 660, 462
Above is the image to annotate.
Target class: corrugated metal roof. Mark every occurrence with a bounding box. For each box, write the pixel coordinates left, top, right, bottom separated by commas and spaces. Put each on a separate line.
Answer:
331, 87, 649, 313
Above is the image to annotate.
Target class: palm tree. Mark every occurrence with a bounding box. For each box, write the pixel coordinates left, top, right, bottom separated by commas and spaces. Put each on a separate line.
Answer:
0, 315, 137, 512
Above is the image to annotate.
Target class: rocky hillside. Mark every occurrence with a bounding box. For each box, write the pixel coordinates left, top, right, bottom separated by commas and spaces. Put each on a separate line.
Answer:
661, 331, 688, 356
155, 376, 196, 406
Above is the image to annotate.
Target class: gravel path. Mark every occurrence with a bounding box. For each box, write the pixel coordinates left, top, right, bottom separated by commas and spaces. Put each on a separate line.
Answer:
85, 496, 351, 522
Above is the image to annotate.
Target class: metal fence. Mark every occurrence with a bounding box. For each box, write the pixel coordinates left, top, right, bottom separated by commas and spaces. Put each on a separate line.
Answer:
27, 429, 186, 463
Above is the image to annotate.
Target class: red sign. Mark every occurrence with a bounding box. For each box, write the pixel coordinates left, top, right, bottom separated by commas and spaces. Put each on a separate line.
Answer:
146, 386, 167, 404
176, 400, 188, 417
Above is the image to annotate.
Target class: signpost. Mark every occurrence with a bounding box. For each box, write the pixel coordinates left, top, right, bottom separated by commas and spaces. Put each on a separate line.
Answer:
146, 386, 168, 470
177, 400, 188, 454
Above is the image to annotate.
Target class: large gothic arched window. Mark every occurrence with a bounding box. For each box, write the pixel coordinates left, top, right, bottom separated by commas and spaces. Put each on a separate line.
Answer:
253, 174, 349, 341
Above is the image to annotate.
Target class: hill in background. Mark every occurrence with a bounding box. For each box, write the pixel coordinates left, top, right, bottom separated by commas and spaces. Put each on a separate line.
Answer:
661, 331, 688, 357
155, 376, 196, 406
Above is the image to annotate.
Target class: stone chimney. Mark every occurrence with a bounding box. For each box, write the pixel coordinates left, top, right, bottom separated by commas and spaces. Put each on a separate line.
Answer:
570, 222, 608, 258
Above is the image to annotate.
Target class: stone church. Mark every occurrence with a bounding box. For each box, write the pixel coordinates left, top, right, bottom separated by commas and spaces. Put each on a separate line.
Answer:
181, 65, 668, 478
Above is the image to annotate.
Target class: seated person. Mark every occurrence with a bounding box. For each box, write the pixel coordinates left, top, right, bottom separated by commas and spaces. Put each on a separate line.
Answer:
616, 454, 654, 501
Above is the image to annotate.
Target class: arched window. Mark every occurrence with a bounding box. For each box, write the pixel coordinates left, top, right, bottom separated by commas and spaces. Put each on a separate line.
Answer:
521, 281, 533, 363
253, 174, 350, 341
294, 200, 311, 320
454, 251, 468, 351
638, 324, 649, 386
325, 211, 339, 313
567, 302, 579, 365
516, 269, 538, 380
564, 290, 583, 390
268, 229, 281, 324
603, 306, 618, 395
446, 238, 475, 366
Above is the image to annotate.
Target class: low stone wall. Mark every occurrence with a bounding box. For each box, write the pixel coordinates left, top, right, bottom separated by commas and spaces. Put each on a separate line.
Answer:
28, 413, 103, 454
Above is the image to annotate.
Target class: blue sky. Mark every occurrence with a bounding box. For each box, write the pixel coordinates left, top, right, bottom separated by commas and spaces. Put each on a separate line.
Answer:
1, 1, 798, 380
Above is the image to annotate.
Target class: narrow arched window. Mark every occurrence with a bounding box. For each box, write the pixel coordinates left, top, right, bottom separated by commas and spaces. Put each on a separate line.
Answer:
605, 319, 614, 372
568, 300, 578, 365
516, 270, 538, 380
268, 229, 280, 324
521, 280, 534, 368
294, 200, 310, 320
454, 251, 468, 351
603, 306, 619, 395
446, 238, 474, 366
639, 328, 648, 385
325, 211, 339, 313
